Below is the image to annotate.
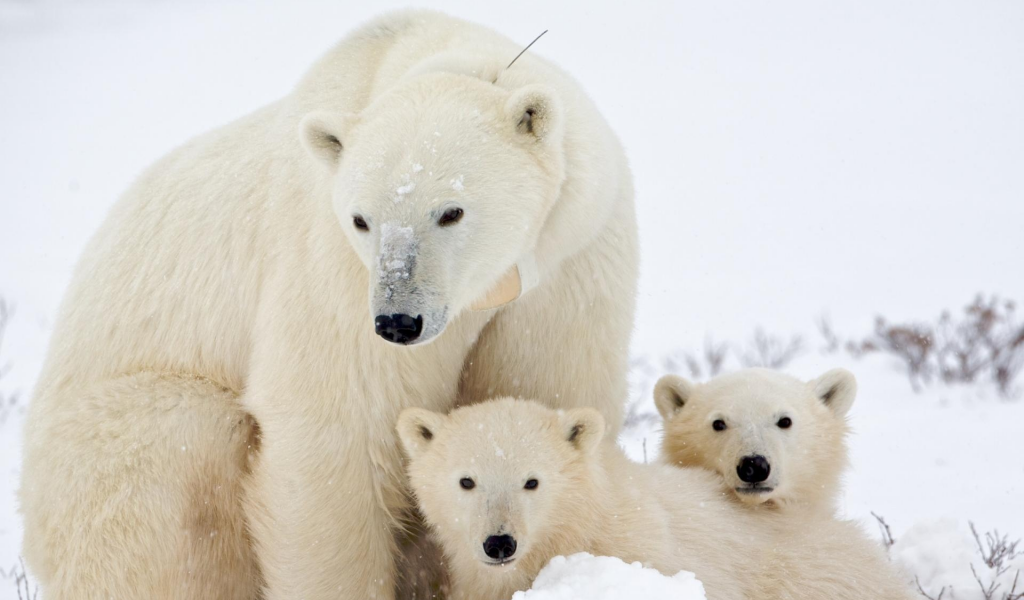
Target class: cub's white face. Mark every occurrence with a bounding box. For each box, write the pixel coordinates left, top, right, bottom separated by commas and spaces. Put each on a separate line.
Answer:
300, 74, 566, 345
655, 368, 856, 509
396, 399, 603, 575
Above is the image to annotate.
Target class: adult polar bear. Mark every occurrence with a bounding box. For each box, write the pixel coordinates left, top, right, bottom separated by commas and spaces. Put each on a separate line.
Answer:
20, 10, 637, 600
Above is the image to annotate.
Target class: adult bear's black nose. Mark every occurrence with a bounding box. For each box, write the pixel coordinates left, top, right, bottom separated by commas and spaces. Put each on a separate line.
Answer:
374, 313, 423, 344
483, 534, 517, 561
737, 455, 771, 483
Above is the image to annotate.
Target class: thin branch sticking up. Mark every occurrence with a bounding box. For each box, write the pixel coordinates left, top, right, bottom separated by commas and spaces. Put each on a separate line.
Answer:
915, 576, 946, 600
972, 563, 1002, 600
1007, 571, 1024, 600
971, 521, 1022, 574
871, 512, 896, 550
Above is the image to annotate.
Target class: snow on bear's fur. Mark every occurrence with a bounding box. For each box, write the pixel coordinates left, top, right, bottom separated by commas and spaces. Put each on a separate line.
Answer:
655, 368, 855, 515
397, 399, 916, 600
20, 10, 638, 600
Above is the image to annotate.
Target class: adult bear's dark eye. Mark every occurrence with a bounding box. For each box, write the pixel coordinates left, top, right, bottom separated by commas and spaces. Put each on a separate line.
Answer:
712, 419, 727, 432
438, 207, 464, 227
459, 477, 475, 490
524, 479, 539, 490
777, 417, 793, 429
353, 215, 369, 231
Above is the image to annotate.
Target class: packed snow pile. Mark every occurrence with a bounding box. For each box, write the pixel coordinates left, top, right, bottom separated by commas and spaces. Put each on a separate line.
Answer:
511, 553, 706, 600
891, 519, 1024, 600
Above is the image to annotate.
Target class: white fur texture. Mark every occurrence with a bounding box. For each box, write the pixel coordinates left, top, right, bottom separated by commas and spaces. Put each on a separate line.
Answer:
20, 10, 637, 600
654, 367, 856, 514
398, 399, 915, 600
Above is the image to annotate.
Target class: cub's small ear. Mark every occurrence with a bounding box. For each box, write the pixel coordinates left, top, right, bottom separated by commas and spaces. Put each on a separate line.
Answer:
396, 408, 446, 461
559, 408, 605, 455
504, 84, 564, 147
299, 111, 358, 169
654, 375, 694, 421
811, 368, 857, 417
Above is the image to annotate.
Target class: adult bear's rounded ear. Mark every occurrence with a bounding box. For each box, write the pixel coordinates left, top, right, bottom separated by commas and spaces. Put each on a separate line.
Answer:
299, 111, 359, 169
504, 84, 564, 148
396, 408, 446, 461
559, 408, 605, 455
654, 375, 694, 421
810, 368, 857, 417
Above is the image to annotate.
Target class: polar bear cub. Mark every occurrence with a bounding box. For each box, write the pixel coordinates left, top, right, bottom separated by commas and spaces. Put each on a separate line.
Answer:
654, 367, 856, 514
397, 398, 914, 600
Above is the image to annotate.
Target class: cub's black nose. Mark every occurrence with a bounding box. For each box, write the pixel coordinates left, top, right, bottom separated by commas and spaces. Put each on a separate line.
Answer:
483, 534, 518, 561
374, 313, 423, 344
737, 455, 771, 484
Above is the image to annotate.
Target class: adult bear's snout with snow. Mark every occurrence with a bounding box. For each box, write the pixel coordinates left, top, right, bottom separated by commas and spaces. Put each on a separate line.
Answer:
301, 77, 567, 345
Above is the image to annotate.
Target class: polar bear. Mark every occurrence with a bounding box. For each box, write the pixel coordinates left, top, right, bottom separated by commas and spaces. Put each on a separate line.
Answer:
20, 10, 637, 600
653, 368, 856, 514
397, 399, 916, 600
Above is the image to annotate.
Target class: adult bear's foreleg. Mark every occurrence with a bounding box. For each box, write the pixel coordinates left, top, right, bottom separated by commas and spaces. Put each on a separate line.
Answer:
20, 372, 260, 600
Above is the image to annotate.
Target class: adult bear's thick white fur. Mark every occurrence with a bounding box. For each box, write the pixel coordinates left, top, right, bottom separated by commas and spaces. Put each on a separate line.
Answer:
20, 10, 637, 599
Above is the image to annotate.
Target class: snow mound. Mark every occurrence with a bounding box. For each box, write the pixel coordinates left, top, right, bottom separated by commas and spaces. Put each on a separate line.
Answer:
511, 553, 706, 600
891, 519, 1024, 600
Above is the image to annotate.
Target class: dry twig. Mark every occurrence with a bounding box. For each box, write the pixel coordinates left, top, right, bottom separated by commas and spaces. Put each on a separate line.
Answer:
915, 575, 947, 600
871, 512, 896, 550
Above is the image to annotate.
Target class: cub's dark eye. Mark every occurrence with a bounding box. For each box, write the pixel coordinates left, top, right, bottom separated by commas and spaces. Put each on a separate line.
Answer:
712, 419, 727, 432
438, 208, 464, 227
459, 477, 475, 490
777, 417, 793, 429
524, 479, 539, 490
353, 215, 369, 231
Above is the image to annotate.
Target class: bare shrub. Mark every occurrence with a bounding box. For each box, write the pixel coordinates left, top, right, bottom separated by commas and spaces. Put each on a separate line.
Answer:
969, 298, 1024, 397
961, 522, 1023, 600
915, 576, 948, 600
700, 337, 729, 377
872, 515, 1022, 600
872, 512, 896, 551
0, 298, 11, 378
622, 394, 659, 429
854, 296, 1024, 398
871, 317, 935, 391
663, 337, 728, 380
1, 559, 38, 600
934, 298, 1024, 395
817, 315, 841, 354
661, 350, 694, 379
624, 355, 661, 429
737, 328, 804, 370
971, 564, 1024, 600
0, 298, 22, 425
971, 522, 1023, 574
1006, 573, 1024, 600
935, 310, 989, 385
627, 337, 732, 429
845, 336, 879, 358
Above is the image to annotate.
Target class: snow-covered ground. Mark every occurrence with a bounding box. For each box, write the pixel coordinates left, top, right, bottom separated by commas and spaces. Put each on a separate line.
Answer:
2, 1, 1022, 598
